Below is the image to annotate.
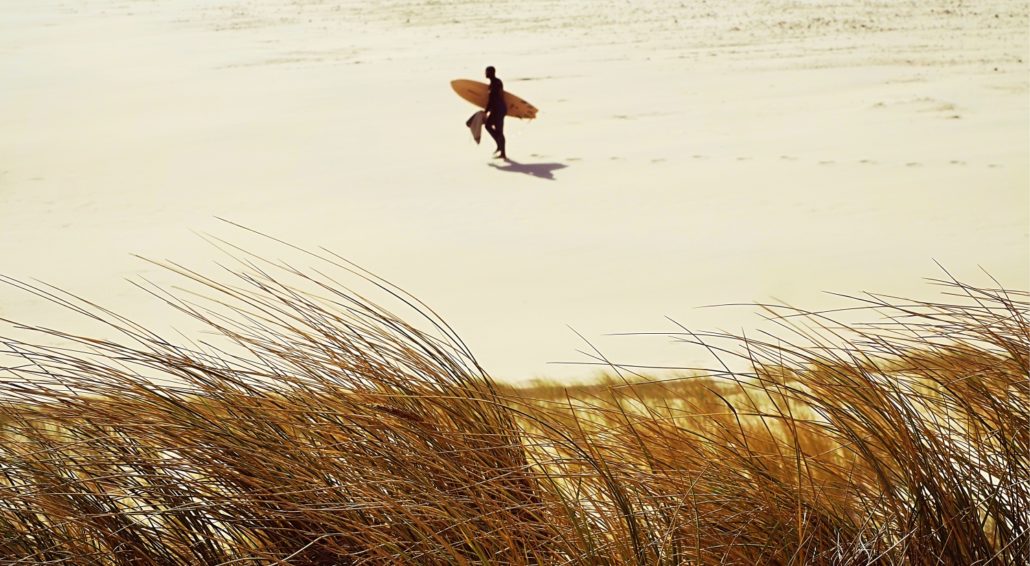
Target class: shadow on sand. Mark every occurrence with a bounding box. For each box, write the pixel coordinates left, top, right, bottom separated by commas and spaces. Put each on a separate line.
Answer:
488, 159, 568, 181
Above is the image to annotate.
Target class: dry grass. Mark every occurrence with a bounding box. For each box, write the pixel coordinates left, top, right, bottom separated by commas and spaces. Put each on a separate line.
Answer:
1, 247, 1027, 564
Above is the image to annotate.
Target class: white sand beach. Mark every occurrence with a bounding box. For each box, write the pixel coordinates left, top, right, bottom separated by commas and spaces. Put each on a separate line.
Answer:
2, 0, 1027, 381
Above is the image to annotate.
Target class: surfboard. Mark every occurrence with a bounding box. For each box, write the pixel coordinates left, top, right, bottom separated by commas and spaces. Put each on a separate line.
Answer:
451, 79, 538, 119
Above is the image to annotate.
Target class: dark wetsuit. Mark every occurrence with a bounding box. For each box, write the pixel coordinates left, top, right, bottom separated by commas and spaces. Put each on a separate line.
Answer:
485, 76, 507, 156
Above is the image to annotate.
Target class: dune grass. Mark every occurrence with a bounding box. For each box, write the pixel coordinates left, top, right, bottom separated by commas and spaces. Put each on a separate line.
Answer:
0, 249, 1026, 564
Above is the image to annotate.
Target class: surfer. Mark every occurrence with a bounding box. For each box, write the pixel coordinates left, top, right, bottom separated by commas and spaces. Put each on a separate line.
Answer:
484, 66, 508, 160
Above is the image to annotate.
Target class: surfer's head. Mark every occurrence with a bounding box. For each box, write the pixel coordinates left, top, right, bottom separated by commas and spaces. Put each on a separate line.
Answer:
485, 66, 496, 79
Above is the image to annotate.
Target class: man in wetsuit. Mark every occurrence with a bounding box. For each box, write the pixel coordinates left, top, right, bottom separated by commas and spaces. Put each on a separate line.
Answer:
484, 66, 507, 160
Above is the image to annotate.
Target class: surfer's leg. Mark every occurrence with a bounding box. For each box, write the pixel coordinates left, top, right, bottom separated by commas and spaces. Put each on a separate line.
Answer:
496, 114, 506, 158
485, 113, 503, 154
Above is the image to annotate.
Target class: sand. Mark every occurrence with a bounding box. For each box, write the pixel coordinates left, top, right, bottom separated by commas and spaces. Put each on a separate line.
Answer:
2, 0, 1027, 381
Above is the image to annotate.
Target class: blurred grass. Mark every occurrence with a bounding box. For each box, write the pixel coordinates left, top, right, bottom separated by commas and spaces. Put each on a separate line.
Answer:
1, 249, 1026, 564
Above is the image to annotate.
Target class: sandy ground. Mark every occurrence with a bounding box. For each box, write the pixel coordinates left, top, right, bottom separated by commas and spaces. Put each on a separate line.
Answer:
2, 0, 1028, 381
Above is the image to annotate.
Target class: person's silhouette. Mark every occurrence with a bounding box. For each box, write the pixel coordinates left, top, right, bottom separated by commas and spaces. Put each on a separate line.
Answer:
484, 66, 507, 160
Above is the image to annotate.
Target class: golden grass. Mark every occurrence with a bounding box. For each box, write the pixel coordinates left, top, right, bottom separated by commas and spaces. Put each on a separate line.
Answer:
1, 250, 1026, 564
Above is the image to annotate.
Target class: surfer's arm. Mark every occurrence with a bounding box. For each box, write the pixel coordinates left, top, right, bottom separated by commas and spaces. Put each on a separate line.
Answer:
486, 81, 502, 112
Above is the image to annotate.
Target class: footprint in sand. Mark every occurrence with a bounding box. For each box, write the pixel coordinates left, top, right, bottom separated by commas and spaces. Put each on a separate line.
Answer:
873, 97, 963, 120
988, 163, 1002, 168
779, 155, 798, 161
736, 156, 751, 161
692, 154, 707, 160
859, 159, 876, 165
884, 75, 926, 85
905, 162, 922, 167
949, 159, 966, 166
818, 160, 835, 165
650, 158, 666, 163
567, 157, 581, 162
